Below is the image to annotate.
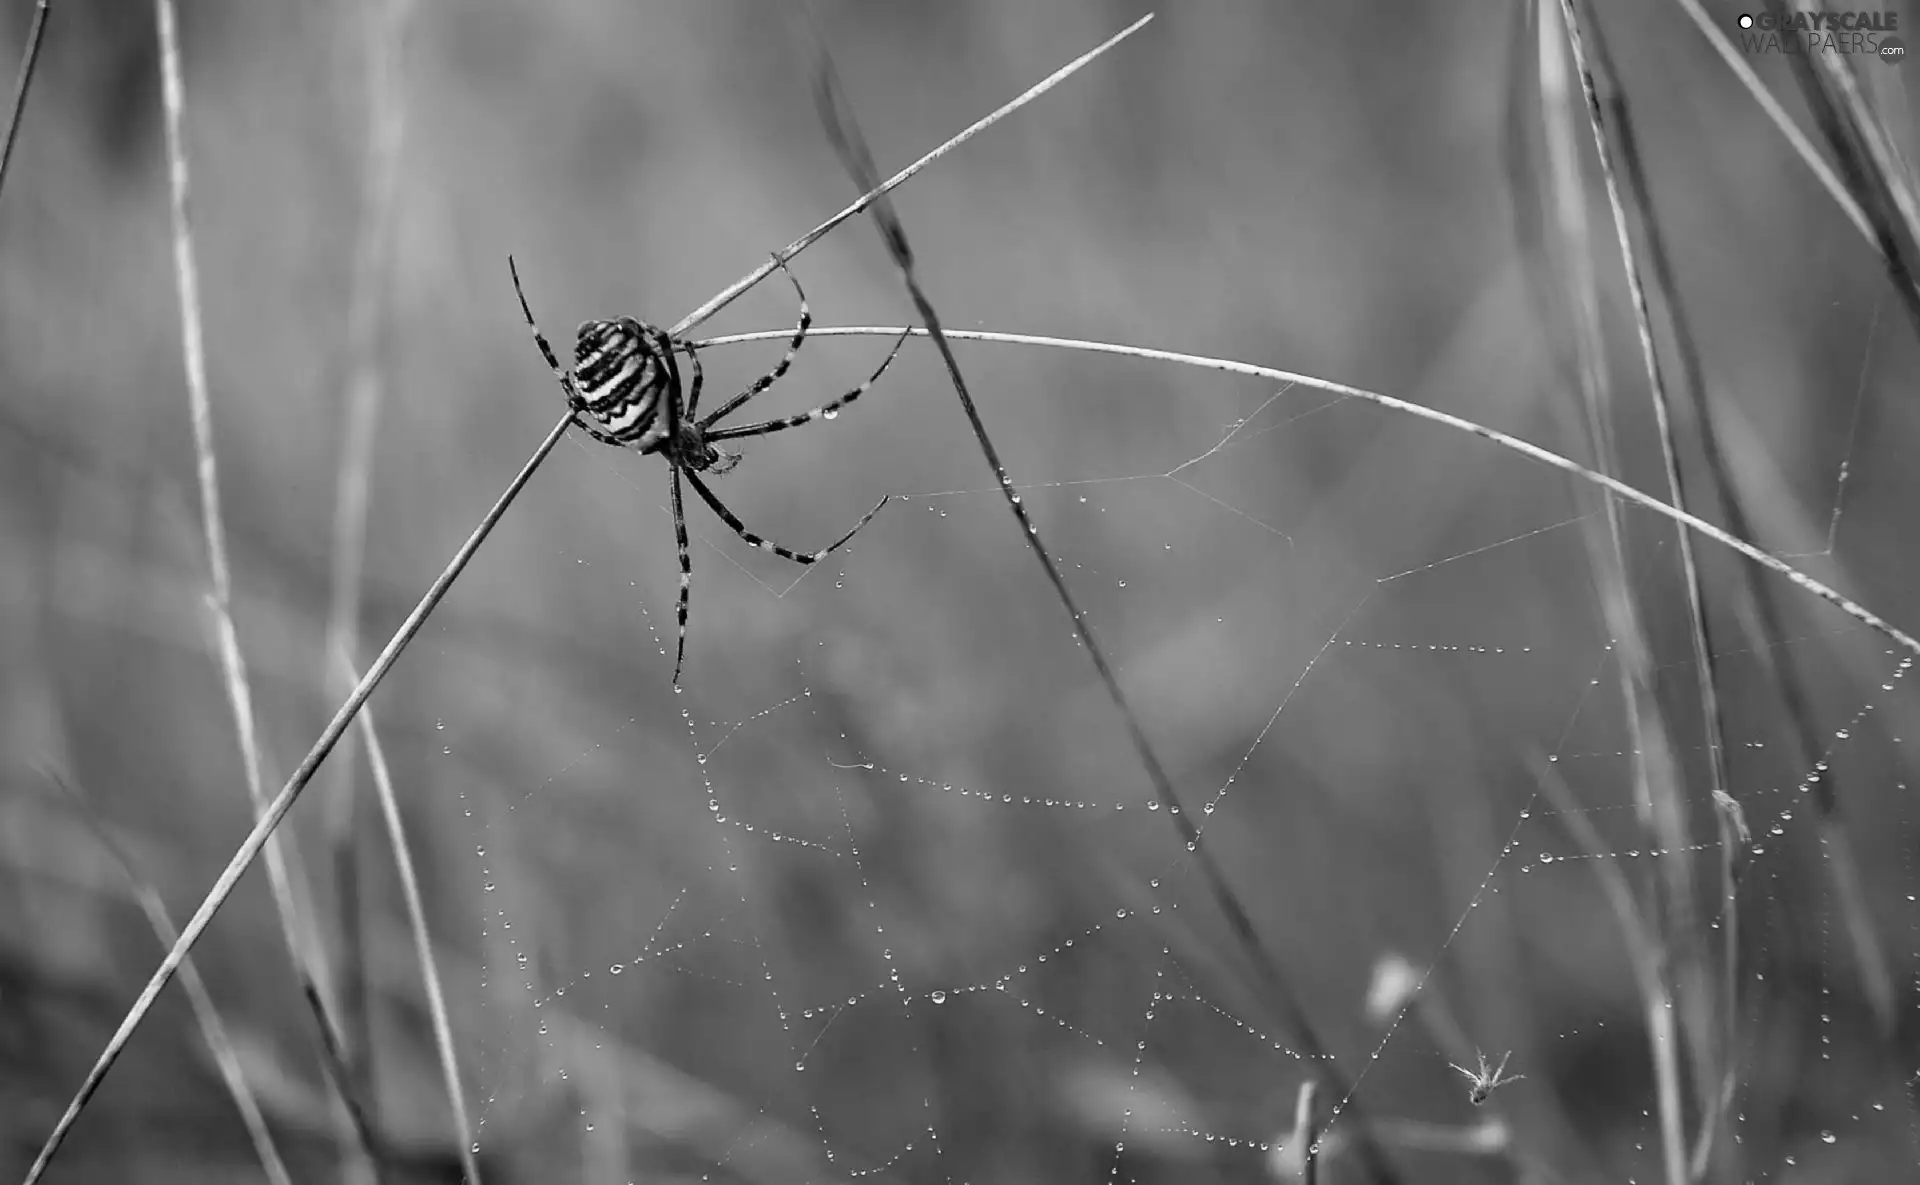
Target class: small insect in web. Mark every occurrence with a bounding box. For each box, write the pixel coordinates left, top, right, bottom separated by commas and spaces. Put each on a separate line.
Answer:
1450, 1048, 1525, 1106
510, 254, 912, 685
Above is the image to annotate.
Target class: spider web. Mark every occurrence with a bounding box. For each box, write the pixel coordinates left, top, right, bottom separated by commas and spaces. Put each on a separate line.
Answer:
426, 290, 1920, 1185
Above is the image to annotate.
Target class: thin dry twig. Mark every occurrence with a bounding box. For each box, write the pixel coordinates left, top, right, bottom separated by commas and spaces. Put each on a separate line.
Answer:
1785, 28, 1920, 337
25, 24, 1148, 1182
147, 1, 385, 1179
22, 414, 571, 1185
39, 768, 296, 1185
0, 0, 51, 199
671, 11, 1153, 339
1536, 16, 1680, 1144
1557, 5, 1722, 1178
1669, 0, 1874, 247
327, 0, 413, 678
324, 0, 416, 1154
1809, 48, 1920, 257
1684, 0, 1905, 1060
1610, 18, 1898, 1159
803, 16, 1408, 1185
694, 324, 1920, 659
338, 650, 481, 1185
1266, 1080, 1321, 1184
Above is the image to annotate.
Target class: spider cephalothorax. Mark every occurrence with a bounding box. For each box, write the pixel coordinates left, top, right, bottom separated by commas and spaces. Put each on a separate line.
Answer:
510, 255, 911, 684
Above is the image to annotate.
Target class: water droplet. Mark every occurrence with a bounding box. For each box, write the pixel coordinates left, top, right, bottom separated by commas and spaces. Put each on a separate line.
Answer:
930, 990, 947, 1004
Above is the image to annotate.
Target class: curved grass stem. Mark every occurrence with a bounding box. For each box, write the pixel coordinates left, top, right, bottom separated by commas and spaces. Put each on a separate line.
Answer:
694, 324, 1920, 659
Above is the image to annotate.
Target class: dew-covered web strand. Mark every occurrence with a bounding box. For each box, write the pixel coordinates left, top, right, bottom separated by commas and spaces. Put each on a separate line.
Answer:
1724, 657, 1918, 1171
811, 35, 1412, 1178
452, 460, 1223, 1170
469, 525, 1907, 1173
1132, 518, 1605, 1146
907, 385, 1308, 545
1784, 296, 1879, 561
674, 325, 1920, 1168
455, 335, 1920, 1177
473, 380, 1679, 1169
491, 397, 1917, 1181
831, 422, 1591, 1159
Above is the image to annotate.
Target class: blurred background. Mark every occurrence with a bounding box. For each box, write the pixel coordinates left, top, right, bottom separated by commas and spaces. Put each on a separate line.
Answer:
3, 1, 1918, 1182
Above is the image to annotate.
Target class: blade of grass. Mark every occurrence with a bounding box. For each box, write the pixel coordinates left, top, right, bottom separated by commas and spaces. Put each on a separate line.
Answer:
1558, 5, 1726, 1178
803, 16, 1406, 1185
1785, 34, 1920, 337
671, 11, 1153, 338
151, 0, 385, 1178
1681, 0, 1905, 1061
323, 0, 416, 1157
1578, 10, 1906, 1173
337, 650, 481, 1185
693, 325, 1920, 659
1567, 16, 1749, 1174
39, 767, 296, 1185
0, 0, 50, 200
1669, 0, 1875, 248
24, 23, 1148, 1182
20, 412, 570, 1185
1535, 18, 1682, 1145
1534, 757, 1688, 1185
1265, 1079, 1320, 1184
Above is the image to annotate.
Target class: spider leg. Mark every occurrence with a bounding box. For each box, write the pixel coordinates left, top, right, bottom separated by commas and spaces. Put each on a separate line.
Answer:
669, 466, 693, 686
509, 256, 626, 444
681, 469, 888, 565
680, 335, 706, 420
573, 420, 627, 447
509, 256, 569, 380
706, 327, 909, 443
696, 256, 811, 429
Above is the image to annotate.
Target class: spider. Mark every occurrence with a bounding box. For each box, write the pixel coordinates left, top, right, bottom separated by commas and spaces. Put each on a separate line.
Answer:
1450, 1049, 1525, 1106
510, 254, 910, 685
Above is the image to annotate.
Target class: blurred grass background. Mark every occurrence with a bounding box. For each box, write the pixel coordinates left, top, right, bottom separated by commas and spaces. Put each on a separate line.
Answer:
3, 0, 1919, 1182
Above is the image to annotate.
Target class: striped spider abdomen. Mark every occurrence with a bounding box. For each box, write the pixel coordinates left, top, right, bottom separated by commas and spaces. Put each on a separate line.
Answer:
571, 317, 677, 449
